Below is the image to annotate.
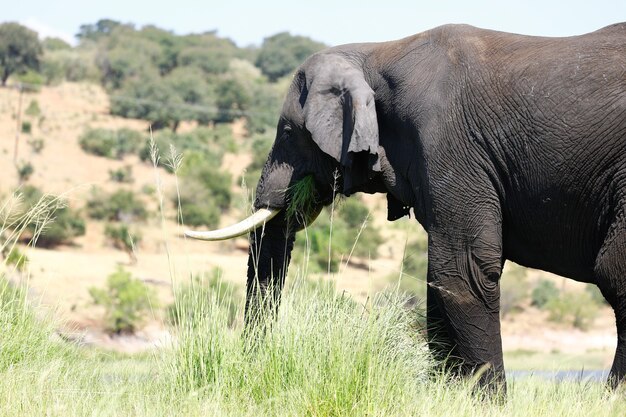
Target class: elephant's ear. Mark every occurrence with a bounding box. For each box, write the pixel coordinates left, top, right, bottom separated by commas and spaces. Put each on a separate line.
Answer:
302, 54, 380, 195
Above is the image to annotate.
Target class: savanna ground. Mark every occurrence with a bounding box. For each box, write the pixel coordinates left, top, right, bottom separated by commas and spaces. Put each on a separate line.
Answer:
1, 83, 624, 415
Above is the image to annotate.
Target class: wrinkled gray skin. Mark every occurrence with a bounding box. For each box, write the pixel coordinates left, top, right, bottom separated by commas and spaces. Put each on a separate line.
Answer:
245, 23, 626, 391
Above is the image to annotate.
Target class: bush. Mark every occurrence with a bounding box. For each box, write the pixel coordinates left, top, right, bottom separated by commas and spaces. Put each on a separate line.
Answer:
104, 223, 142, 264
24, 100, 41, 117
500, 263, 529, 317
546, 290, 600, 330
167, 267, 240, 328
3, 247, 28, 272
21, 121, 32, 134
16, 161, 34, 183
89, 267, 157, 334
585, 284, 608, 306
16, 185, 86, 248
291, 197, 384, 273
255, 32, 326, 81
15, 70, 44, 92
108, 165, 134, 183
78, 128, 143, 159
139, 127, 232, 172
86, 188, 148, 222
531, 279, 560, 308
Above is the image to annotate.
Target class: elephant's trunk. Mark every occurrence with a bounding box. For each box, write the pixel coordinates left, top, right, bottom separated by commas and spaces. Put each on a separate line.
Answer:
245, 212, 295, 326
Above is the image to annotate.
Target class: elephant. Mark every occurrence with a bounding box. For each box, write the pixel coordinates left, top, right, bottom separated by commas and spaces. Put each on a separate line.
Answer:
187, 23, 626, 391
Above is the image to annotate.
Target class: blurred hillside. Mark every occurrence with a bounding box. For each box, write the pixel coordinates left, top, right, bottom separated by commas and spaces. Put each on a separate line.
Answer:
0, 19, 616, 361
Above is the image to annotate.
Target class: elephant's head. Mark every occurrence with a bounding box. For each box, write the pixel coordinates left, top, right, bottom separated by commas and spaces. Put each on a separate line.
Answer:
186, 51, 386, 323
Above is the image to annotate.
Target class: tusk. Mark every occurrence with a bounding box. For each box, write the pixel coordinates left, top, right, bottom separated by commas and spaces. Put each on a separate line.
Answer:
184, 208, 280, 241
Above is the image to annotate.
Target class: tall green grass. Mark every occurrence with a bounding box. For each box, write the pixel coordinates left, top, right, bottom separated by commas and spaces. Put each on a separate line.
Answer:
1, 147, 626, 415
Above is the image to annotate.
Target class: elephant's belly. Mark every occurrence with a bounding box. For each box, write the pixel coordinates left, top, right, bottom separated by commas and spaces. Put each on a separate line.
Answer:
502, 218, 599, 284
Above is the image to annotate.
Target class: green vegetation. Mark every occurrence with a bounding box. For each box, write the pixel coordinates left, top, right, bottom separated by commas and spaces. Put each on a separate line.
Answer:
531, 279, 560, 308
3, 246, 28, 272
16, 161, 34, 183
545, 290, 600, 330
291, 196, 384, 273
86, 188, 148, 222
104, 223, 142, 263
167, 267, 240, 328
255, 32, 326, 81
20, 120, 32, 134
89, 267, 156, 334
108, 165, 134, 183
78, 127, 143, 159
24, 99, 41, 117
13, 185, 86, 248
500, 263, 530, 317
0, 22, 42, 86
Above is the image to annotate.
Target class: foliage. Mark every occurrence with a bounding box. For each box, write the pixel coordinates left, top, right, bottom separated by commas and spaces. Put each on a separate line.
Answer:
167, 268, 240, 328
89, 267, 156, 334
292, 197, 384, 273
15, 185, 86, 248
242, 131, 274, 187
78, 127, 143, 159
176, 165, 232, 228
0, 22, 42, 86
15, 70, 44, 92
41, 48, 99, 84
42, 37, 71, 51
3, 247, 28, 272
531, 279, 560, 308
16, 161, 34, 183
21, 121, 32, 134
24, 99, 41, 117
287, 175, 318, 222
500, 263, 529, 317
255, 32, 326, 81
545, 290, 600, 330
585, 284, 608, 305
140, 126, 234, 172
104, 223, 142, 264
86, 188, 148, 222
392, 233, 429, 305
108, 165, 134, 183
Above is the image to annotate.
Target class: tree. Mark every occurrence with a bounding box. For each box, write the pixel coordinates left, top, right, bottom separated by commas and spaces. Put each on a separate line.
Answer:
255, 32, 325, 81
0, 23, 43, 86
76, 19, 130, 42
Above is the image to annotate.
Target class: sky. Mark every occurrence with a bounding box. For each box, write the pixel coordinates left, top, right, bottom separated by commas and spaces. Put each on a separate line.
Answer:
4, 0, 626, 47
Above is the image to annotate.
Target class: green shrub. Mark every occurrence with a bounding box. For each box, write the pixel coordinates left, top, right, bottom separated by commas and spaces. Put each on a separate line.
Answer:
546, 290, 600, 330
500, 263, 529, 317
108, 165, 134, 183
86, 188, 148, 222
585, 284, 608, 306
531, 279, 560, 308
15, 70, 44, 92
16, 185, 86, 248
24, 99, 41, 117
139, 127, 232, 173
291, 197, 384, 273
89, 267, 157, 334
21, 121, 32, 134
16, 161, 34, 183
104, 223, 142, 264
78, 128, 143, 159
3, 247, 28, 272
167, 267, 240, 328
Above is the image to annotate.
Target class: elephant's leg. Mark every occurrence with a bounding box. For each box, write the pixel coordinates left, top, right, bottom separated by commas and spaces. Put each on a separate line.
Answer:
426, 216, 505, 392
595, 209, 626, 388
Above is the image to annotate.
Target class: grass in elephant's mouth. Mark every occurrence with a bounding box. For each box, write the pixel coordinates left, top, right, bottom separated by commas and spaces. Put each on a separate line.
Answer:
286, 174, 319, 223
